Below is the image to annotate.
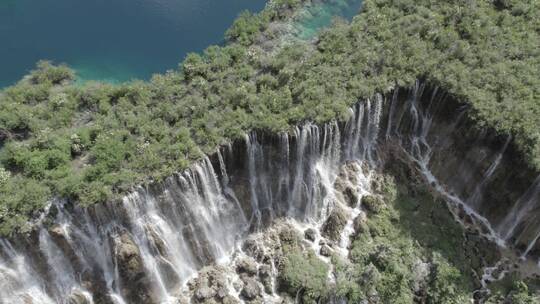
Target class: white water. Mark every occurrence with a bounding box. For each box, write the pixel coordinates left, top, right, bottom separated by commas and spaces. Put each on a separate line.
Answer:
0, 81, 538, 303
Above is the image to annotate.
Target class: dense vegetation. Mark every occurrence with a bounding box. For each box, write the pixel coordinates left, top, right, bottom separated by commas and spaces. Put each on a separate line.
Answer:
277, 169, 539, 303
0, 0, 538, 235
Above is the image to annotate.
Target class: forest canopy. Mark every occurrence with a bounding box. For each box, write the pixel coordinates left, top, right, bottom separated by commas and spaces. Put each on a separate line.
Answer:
0, 0, 538, 235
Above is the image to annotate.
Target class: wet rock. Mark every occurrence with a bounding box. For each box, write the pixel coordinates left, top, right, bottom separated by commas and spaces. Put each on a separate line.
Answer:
236, 257, 258, 276
233, 279, 243, 292
343, 186, 359, 207
146, 226, 168, 257
48, 225, 82, 271
240, 277, 261, 300
68, 291, 92, 304
361, 195, 385, 214
258, 264, 273, 294
222, 295, 240, 304
242, 238, 265, 261
321, 205, 348, 242
320, 245, 332, 257
182, 224, 214, 265
304, 228, 317, 242
112, 230, 156, 304
195, 286, 217, 302
189, 265, 230, 303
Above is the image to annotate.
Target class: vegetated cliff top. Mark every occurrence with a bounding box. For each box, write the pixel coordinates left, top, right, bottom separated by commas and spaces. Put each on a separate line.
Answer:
0, 0, 538, 235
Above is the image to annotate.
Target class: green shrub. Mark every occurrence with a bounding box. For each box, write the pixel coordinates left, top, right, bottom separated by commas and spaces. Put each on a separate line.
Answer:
280, 249, 330, 302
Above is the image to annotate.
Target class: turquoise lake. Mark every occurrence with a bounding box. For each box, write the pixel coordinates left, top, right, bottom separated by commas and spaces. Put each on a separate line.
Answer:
0, 0, 362, 87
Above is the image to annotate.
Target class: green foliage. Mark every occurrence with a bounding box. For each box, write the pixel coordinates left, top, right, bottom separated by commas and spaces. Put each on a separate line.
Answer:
486, 275, 540, 303
29, 60, 75, 85
333, 174, 479, 303
427, 252, 469, 304
225, 11, 269, 45
280, 248, 330, 303
0, 0, 538, 235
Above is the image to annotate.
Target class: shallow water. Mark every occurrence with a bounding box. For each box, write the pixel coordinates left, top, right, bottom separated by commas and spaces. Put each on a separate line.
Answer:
294, 0, 363, 40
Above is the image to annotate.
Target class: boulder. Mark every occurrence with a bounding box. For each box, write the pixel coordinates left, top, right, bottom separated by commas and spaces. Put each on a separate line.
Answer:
68, 291, 92, 304
343, 186, 359, 207
240, 277, 261, 300
320, 245, 332, 257
236, 257, 258, 276
304, 228, 317, 242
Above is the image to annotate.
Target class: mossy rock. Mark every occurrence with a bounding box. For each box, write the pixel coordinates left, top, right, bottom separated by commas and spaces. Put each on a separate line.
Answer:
361, 195, 385, 214
321, 205, 348, 242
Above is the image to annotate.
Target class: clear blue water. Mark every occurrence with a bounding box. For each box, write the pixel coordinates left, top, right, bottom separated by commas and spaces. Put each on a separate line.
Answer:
0, 0, 267, 87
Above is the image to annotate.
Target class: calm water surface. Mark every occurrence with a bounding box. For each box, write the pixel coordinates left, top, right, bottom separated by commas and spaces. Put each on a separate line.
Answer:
0, 0, 363, 87
0, 0, 267, 87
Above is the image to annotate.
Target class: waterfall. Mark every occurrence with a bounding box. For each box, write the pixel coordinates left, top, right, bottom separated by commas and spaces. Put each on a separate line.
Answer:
0, 82, 538, 303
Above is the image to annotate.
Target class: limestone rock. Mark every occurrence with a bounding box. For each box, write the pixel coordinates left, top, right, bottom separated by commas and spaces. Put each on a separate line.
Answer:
258, 264, 273, 294
411, 259, 430, 297
189, 266, 230, 304
195, 286, 216, 302
112, 230, 156, 303
236, 257, 258, 276
222, 295, 240, 304
240, 277, 261, 300
67, 291, 92, 304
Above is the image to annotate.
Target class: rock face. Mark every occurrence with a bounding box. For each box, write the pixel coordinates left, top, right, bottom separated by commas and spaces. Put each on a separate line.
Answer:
113, 231, 155, 304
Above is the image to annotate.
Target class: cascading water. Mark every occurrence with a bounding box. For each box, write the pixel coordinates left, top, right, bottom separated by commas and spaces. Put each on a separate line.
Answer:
0, 81, 538, 303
